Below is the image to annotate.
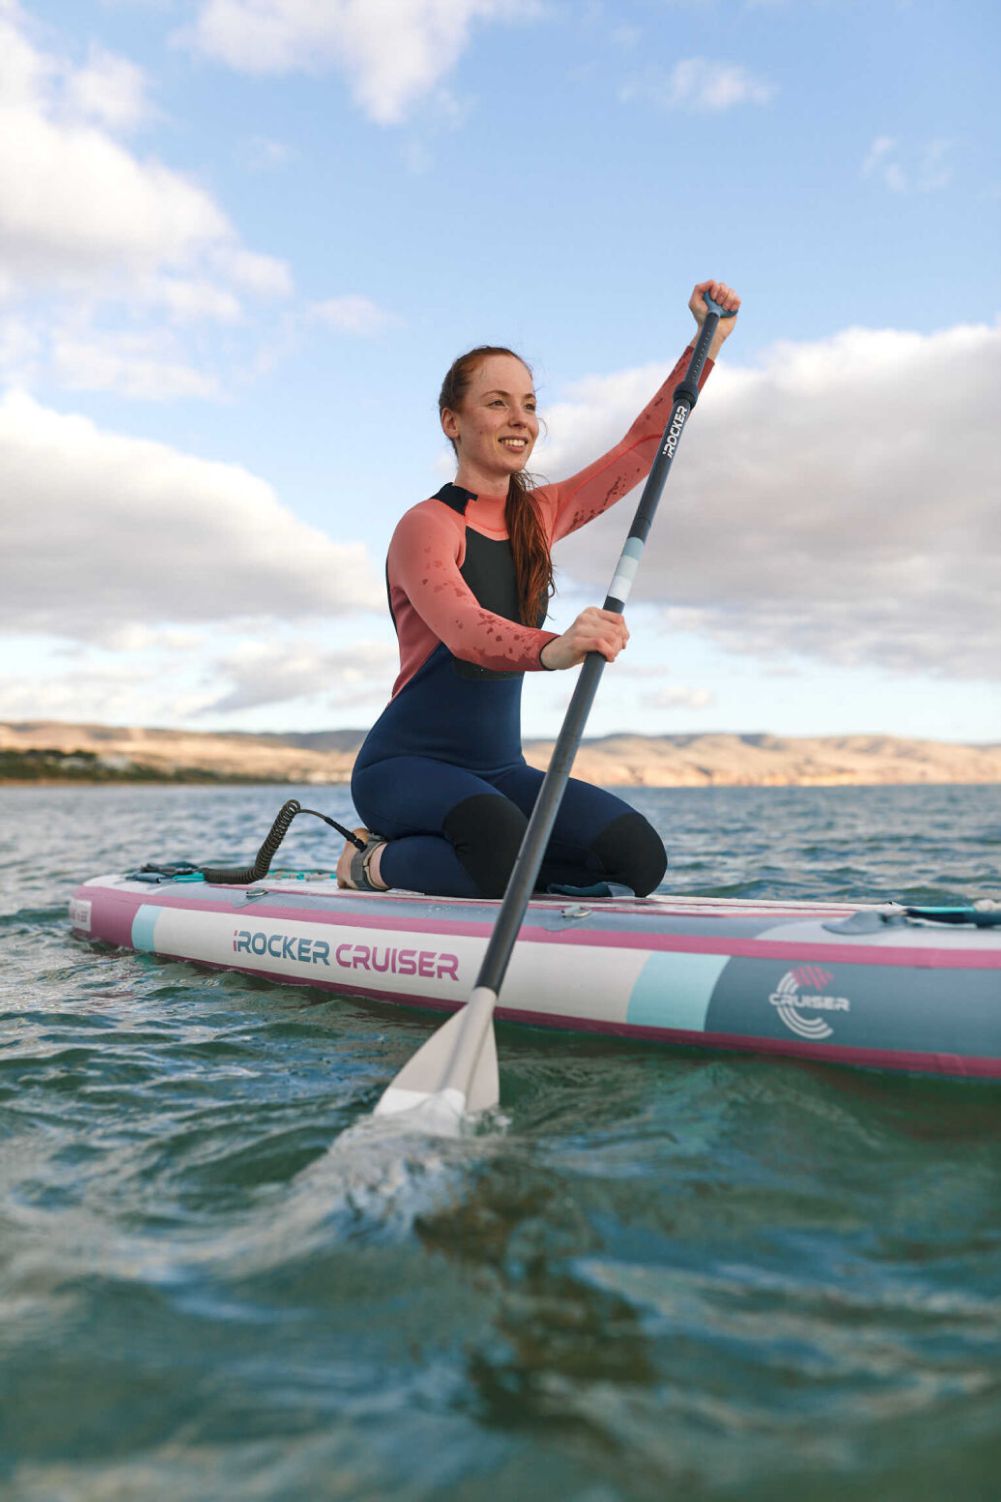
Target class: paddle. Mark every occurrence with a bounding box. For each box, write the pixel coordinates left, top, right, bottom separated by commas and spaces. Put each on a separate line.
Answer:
374, 291, 734, 1127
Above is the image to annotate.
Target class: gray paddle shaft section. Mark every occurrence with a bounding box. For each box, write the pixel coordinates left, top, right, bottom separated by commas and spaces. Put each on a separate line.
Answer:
475, 300, 726, 999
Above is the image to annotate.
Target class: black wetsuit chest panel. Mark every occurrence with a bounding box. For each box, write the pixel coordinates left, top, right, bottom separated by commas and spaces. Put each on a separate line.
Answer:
459, 530, 520, 622
455, 531, 522, 681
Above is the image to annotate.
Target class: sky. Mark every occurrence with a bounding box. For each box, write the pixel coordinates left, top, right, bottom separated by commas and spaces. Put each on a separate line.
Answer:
1, 0, 999, 744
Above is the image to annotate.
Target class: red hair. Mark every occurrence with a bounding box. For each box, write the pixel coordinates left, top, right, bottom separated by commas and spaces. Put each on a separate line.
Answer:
438, 345, 554, 627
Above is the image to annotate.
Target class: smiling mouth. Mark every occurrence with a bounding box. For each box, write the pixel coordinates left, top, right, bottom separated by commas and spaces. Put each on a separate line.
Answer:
499, 437, 528, 450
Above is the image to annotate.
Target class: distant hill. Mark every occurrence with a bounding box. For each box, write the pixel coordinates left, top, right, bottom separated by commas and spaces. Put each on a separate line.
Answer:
217, 727, 367, 754
2, 721, 1000, 787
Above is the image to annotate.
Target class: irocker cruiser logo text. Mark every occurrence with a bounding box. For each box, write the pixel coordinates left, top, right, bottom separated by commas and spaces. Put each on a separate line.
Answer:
232, 928, 459, 981
234, 929, 331, 965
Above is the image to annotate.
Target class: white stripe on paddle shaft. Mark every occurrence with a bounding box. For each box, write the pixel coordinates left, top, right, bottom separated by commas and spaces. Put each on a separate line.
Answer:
607, 551, 640, 605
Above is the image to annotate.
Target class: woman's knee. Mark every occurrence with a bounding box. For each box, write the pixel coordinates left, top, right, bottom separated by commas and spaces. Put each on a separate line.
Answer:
443, 793, 527, 898
593, 810, 667, 897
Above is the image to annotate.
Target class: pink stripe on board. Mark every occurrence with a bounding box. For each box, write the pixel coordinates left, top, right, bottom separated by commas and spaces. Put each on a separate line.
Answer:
532, 930, 1001, 970
79, 888, 141, 949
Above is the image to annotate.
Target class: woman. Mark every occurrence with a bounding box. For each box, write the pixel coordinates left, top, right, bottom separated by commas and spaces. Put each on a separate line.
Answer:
340, 280, 740, 897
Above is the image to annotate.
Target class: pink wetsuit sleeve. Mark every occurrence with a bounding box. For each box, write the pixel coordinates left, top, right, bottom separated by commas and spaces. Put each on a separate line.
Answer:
537, 345, 714, 543
389, 503, 558, 676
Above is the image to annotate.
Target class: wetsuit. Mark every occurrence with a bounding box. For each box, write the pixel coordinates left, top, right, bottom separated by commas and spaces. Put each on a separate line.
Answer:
352, 345, 713, 899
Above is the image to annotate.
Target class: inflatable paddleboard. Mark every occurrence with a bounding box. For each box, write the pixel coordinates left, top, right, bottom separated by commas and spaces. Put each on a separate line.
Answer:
68, 869, 1001, 1080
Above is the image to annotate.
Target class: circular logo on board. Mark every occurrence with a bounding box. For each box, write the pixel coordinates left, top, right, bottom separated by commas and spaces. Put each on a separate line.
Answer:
769, 966, 851, 1040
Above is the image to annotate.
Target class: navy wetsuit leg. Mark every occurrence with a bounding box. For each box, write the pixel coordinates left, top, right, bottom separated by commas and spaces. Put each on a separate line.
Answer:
352, 755, 527, 899
353, 755, 666, 899
493, 764, 667, 897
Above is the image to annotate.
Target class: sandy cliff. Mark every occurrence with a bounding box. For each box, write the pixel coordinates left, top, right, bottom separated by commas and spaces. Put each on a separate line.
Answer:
2, 721, 999, 786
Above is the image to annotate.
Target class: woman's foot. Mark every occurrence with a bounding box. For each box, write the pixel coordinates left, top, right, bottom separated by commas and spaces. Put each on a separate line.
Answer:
337, 828, 368, 888
337, 828, 389, 890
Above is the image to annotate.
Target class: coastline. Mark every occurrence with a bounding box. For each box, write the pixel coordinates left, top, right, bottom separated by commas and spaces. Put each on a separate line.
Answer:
3, 722, 1000, 789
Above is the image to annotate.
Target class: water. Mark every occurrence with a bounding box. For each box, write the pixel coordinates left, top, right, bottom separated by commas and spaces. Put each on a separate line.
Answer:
2, 783, 1000, 1500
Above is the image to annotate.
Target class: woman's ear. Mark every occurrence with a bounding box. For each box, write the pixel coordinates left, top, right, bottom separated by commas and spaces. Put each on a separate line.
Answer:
440, 407, 460, 443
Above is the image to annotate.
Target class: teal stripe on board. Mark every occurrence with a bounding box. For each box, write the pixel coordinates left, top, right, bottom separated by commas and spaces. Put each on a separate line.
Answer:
131, 905, 161, 953
626, 951, 730, 1031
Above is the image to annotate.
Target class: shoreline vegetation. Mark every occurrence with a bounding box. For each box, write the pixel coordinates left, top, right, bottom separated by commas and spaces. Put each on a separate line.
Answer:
2, 721, 999, 789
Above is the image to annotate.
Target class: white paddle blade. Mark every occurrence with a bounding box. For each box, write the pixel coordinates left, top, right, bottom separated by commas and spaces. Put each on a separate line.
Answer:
463, 1018, 499, 1114
374, 987, 499, 1121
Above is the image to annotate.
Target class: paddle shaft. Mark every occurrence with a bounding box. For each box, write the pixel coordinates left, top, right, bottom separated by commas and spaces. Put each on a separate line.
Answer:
473, 305, 723, 998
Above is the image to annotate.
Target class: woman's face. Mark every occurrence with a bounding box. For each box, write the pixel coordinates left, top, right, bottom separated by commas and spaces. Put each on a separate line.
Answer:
441, 353, 539, 486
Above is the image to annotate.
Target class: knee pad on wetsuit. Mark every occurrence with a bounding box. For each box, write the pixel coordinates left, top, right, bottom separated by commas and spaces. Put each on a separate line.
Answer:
443, 793, 527, 899
592, 811, 667, 898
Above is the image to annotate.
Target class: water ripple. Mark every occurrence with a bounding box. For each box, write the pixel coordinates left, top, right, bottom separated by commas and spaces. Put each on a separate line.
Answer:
1, 782, 999, 1501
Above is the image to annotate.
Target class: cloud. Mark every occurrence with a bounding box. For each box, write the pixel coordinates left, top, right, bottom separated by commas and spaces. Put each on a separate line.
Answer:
181, 0, 539, 125
861, 135, 953, 194
0, 3, 291, 323
0, 0, 295, 402
861, 135, 896, 179
0, 313, 41, 384
218, 247, 292, 298
0, 5, 214, 284
643, 686, 715, 711
311, 295, 399, 336
0, 632, 399, 723
0, 657, 215, 726
0, 390, 381, 641
201, 640, 399, 713
242, 134, 295, 171
623, 57, 774, 112
53, 330, 224, 400
144, 277, 244, 324
86, 626, 208, 655
63, 43, 151, 133
539, 321, 1001, 681
0, 108, 225, 289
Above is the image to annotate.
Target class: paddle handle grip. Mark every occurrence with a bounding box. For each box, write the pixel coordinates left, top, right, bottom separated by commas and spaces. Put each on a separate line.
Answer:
668, 291, 729, 418
703, 291, 735, 319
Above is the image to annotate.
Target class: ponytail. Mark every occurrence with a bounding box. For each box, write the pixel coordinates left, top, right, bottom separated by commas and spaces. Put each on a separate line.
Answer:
506, 471, 554, 626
